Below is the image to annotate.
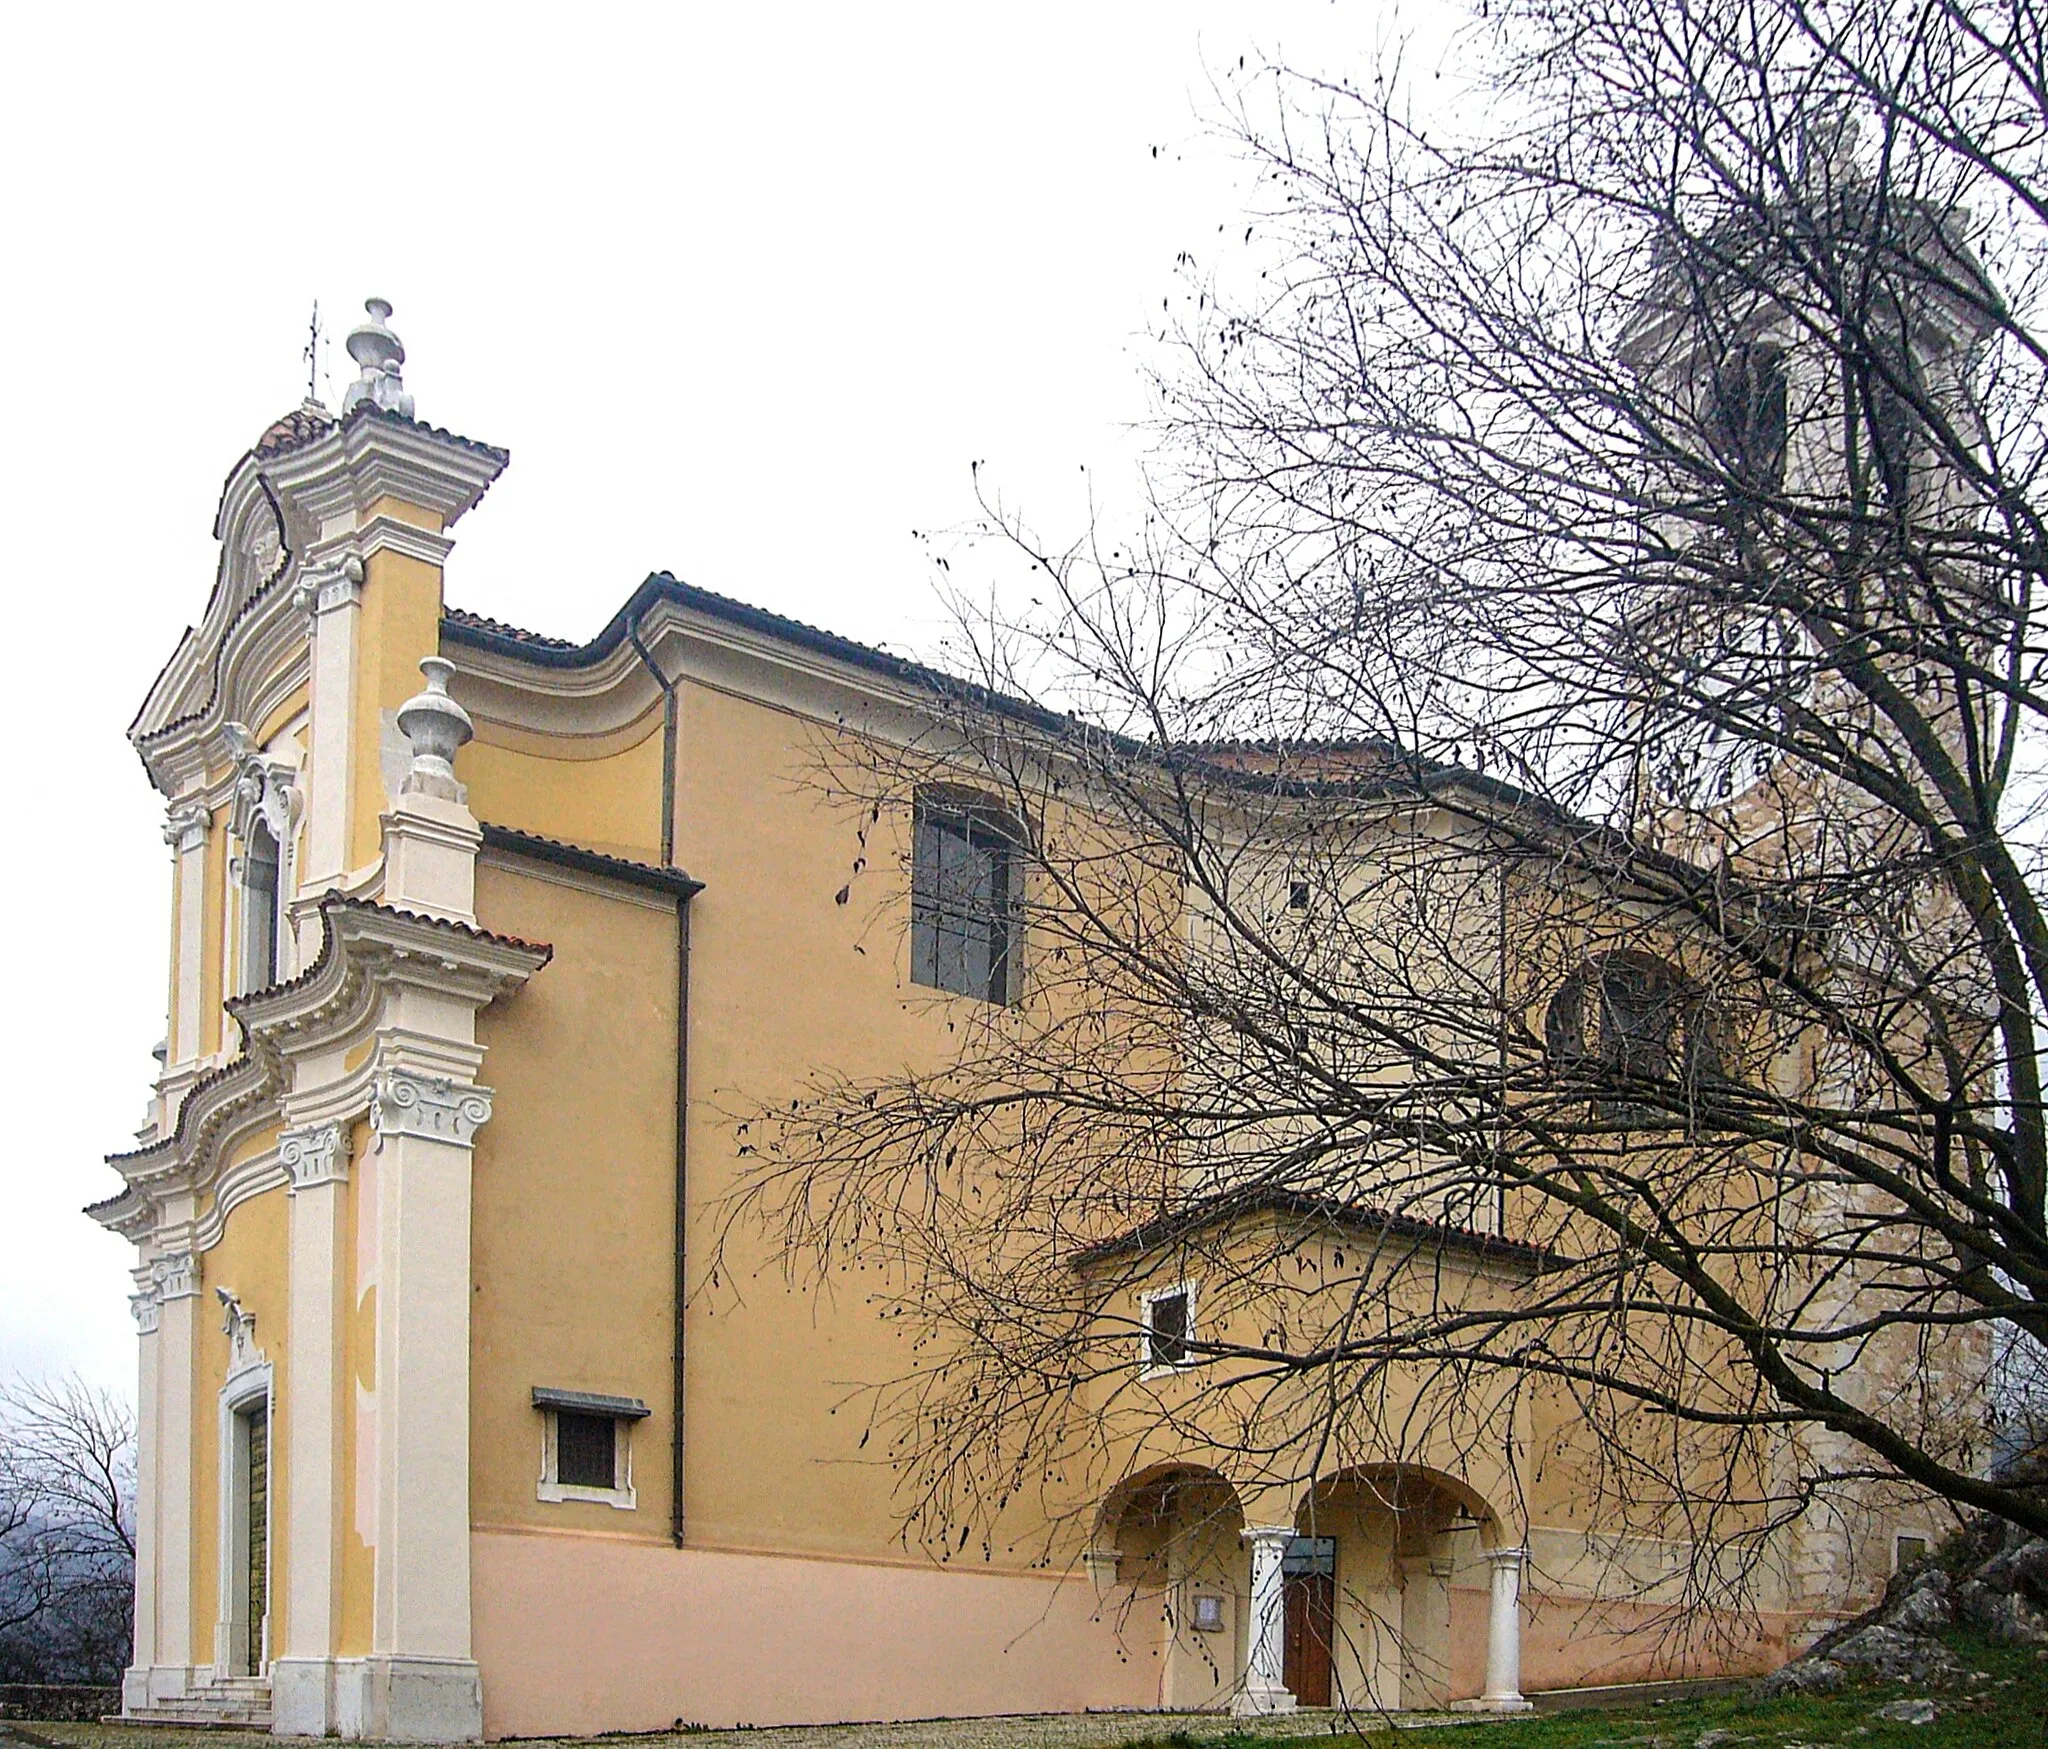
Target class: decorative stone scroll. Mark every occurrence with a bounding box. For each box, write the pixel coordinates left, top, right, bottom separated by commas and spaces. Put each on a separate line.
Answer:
280, 1122, 350, 1190
223, 723, 299, 849
370, 1069, 493, 1147
130, 1287, 162, 1334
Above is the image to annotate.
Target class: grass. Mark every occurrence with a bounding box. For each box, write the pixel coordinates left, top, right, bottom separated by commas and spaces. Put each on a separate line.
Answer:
1137, 1633, 2048, 1749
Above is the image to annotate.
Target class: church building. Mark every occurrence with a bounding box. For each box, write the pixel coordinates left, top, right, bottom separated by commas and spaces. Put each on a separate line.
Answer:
91, 302, 1938, 1741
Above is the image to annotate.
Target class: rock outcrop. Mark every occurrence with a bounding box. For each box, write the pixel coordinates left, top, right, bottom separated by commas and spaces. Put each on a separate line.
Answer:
1761, 1513, 2048, 1694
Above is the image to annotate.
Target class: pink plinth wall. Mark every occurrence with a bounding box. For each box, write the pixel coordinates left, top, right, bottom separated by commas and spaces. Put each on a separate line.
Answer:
471, 1531, 1158, 1738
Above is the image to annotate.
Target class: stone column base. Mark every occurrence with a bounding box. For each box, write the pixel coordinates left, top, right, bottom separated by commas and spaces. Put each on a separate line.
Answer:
1231, 1682, 1299, 1717
331, 1655, 484, 1742
1451, 1695, 1536, 1713
120, 1663, 200, 1712
270, 1658, 340, 1736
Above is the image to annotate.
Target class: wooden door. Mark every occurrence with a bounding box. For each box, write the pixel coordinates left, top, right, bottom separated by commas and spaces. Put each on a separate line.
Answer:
245, 1404, 268, 1674
1283, 1568, 1335, 1707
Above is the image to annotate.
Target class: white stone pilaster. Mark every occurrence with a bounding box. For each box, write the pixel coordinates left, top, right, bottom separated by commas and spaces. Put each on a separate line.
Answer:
121, 1278, 162, 1715
152, 1252, 200, 1684
1233, 1525, 1297, 1717
271, 1124, 352, 1737
164, 807, 210, 1067
299, 558, 363, 903
364, 1075, 488, 1741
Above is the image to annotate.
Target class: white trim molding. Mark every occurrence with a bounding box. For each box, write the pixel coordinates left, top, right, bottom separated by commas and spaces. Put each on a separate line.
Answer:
211, 1297, 273, 1683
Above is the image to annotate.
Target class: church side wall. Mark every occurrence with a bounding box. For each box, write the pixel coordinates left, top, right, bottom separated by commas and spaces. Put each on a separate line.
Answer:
469, 858, 679, 1542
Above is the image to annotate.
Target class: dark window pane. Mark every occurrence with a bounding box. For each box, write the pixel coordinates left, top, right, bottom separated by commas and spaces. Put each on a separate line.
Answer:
243, 823, 280, 994
1712, 344, 1788, 492
1147, 1291, 1189, 1367
911, 804, 1016, 1003
1598, 961, 1675, 1080
556, 1412, 616, 1489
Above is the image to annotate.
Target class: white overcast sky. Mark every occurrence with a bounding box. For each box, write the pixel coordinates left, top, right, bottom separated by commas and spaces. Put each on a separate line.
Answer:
0, 2, 1462, 1397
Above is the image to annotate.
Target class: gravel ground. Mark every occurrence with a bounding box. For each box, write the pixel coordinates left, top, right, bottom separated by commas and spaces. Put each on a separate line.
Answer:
0, 1705, 1504, 1749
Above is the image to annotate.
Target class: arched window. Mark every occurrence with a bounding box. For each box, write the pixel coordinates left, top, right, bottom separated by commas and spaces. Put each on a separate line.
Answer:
240, 821, 280, 995
1547, 954, 1719, 1089
911, 792, 1020, 1004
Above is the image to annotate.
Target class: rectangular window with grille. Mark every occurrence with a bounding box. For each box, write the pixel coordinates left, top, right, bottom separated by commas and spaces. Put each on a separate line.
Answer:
555, 1411, 616, 1490
532, 1386, 648, 1509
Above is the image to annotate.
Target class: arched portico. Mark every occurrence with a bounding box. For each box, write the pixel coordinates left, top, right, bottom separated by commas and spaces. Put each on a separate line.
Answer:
1089, 1464, 1248, 1710
1089, 1460, 1528, 1716
1285, 1465, 1527, 1713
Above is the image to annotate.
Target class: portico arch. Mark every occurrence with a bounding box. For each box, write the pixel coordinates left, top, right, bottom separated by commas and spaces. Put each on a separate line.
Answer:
1090, 1464, 1248, 1711
1292, 1465, 1507, 1712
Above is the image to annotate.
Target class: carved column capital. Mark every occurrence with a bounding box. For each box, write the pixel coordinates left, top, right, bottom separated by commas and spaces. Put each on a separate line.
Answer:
280, 1122, 351, 1190
163, 804, 211, 855
371, 1069, 493, 1147
130, 1286, 162, 1334
152, 1251, 199, 1301
294, 553, 365, 621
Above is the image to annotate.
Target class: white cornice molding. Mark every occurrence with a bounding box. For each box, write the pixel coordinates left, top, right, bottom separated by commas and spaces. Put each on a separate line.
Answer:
359, 514, 456, 568
265, 413, 504, 531
92, 899, 548, 1248
133, 413, 500, 790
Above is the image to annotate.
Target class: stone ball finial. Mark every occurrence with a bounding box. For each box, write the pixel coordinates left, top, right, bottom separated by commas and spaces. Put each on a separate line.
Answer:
341, 296, 417, 420
397, 657, 473, 802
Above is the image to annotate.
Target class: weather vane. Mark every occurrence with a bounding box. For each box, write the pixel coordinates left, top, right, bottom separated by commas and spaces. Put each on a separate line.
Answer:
303, 300, 325, 406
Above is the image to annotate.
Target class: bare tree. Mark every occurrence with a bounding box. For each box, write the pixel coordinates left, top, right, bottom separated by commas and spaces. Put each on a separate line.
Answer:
720, 0, 2048, 1656
0, 1377, 136, 1685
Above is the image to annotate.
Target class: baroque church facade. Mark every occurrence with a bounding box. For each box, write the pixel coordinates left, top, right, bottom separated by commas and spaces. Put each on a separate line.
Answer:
93, 302, 1943, 1741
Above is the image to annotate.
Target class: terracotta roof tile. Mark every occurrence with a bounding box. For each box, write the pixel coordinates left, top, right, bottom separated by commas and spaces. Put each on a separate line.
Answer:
1069, 1187, 1557, 1270
254, 402, 337, 458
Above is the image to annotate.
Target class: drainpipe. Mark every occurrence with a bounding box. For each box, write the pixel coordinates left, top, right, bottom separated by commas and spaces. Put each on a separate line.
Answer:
628, 608, 689, 1547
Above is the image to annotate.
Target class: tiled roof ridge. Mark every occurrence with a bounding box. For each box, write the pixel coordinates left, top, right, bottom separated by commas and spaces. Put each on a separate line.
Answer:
1069, 1185, 1558, 1270
254, 402, 338, 459
342, 398, 510, 466
444, 604, 579, 650
477, 821, 704, 898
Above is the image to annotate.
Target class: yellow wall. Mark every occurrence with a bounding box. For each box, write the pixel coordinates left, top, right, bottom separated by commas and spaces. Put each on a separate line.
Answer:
463, 721, 666, 865
459, 673, 1015, 1568
470, 860, 680, 1541
350, 549, 446, 870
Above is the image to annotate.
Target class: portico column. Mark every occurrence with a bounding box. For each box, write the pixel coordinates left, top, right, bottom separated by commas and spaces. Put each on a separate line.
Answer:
1479, 1547, 1534, 1711
1233, 1525, 1298, 1716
